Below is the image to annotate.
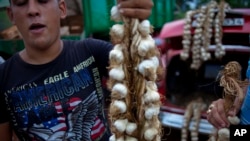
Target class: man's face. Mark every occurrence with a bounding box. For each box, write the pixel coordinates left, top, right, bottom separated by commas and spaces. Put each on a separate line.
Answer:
7, 0, 67, 49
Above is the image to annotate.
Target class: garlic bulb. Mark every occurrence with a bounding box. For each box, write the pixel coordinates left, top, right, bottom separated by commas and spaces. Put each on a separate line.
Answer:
144, 106, 160, 120
138, 20, 151, 37
110, 24, 125, 44
117, 137, 125, 141
138, 36, 155, 57
146, 81, 158, 91
138, 57, 159, 72
109, 135, 116, 141
143, 82, 160, 103
150, 56, 160, 67
114, 119, 128, 132
143, 90, 160, 103
125, 136, 138, 141
126, 122, 137, 135
228, 116, 240, 125
111, 6, 122, 22
144, 128, 158, 141
218, 128, 229, 141
109, 49, 124, 64
138, 57, 159, 81
112, 83, 128, 99
111, 100, 127, 114
109, 65, 125, 81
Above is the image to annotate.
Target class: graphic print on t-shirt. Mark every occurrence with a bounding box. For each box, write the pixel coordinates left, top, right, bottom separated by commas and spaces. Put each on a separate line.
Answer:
5, 56, 107, 141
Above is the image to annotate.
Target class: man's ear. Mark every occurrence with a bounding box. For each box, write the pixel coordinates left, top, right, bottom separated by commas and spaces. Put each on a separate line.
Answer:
59, 0, 67, 19
6, 6, 15, 25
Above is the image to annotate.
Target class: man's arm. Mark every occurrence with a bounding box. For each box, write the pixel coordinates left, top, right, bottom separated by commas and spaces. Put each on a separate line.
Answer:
0, 122, 12, 141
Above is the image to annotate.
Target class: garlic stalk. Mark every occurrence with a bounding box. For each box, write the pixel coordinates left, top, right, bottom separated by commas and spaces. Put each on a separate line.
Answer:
108, 3, 162, 141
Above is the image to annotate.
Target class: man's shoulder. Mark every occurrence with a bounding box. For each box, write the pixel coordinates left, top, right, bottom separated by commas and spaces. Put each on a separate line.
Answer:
0, 56, 15, 85
0, 56, 13, 70
0, 54, 19, 73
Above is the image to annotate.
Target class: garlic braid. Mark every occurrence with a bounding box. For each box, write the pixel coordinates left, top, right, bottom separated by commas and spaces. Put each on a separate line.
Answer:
181, 99, 206, 141
108, 4, 162, 141
181, 0, 230, 70
214, 1, 230, 59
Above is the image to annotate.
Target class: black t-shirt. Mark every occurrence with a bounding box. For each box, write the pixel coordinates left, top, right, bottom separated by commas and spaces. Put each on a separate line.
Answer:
0, 39, 113, 141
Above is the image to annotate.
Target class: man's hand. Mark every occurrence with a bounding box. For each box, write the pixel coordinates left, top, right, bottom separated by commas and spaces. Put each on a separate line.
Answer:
207, 85, 247, 129
207, 97, 244, 129
117, 0, 153, 20
207, 99, 230, 129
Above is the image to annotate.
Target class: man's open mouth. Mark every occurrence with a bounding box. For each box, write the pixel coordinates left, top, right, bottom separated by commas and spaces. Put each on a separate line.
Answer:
29, 23, 46, 30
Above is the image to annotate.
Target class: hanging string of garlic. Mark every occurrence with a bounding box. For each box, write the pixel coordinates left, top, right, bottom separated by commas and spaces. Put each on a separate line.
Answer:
181, 99, 207, 141
181, 101, 194, 141
181, 0, 230, 70
201, 1, 217, 61
190, 101, 206, 141
108, 3, 163, 141
181, 10, 196, 61
190, 5, 207, 70
214, 1, 231, 59
208, 61, 249, 141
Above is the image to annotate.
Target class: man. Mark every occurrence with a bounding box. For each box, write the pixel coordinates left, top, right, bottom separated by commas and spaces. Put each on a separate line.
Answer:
0, 0, 153, 140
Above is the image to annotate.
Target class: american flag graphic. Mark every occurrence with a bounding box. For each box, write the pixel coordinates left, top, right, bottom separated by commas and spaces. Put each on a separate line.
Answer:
42, 97, 82, 133
91, 117, 106, 140
50, 97, 106, 140
20, 93, 107, 141
67, 97, 82, 111
43, 101, 67, 132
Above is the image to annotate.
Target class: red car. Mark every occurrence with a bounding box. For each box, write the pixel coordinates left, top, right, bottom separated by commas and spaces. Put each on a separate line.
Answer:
156, 8, 250, 137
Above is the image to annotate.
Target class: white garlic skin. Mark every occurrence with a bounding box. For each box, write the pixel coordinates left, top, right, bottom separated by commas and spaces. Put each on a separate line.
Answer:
112, 83, 128, 98
228, 116, 240, 125
125, 136, 138, 141
138, 56, 159, 71
113, 100, 127, 113
150, 56, 159, 67
143, 90, 160, 103
144, 128, 158, 141
126, 122, 137, 135
109, 49, 124, 64
117, 136, 125, 141
180, 52, 189, 60
138, 36, 155, 57
146, 81, 158, 91
111, 6, 122, 22
139, 20, 151, 36
138, 56, 159, 78
114, 119, 128, 132
144, 106, 160, 120
109, 65, 125, 81
110, 24, 125, 41
138, 60, 155, 77
109, 135, 116, 141
218, 128, 229, 140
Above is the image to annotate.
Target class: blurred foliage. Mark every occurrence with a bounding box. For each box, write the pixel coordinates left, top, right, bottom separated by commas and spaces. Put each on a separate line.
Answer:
0, 0, 9, 8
